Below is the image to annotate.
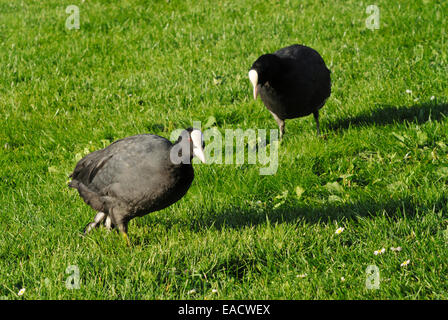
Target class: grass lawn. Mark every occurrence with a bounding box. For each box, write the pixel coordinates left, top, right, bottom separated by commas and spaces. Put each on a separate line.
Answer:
1, 0, 448, 299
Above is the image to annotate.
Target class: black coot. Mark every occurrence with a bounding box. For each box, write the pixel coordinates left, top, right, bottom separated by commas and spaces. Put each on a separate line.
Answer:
69, 128, 205, 243
249, 44, 331, 137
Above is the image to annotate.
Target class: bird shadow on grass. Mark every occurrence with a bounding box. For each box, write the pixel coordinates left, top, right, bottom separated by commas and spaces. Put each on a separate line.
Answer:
325, 102, 448, 132
145, 193, 447, 233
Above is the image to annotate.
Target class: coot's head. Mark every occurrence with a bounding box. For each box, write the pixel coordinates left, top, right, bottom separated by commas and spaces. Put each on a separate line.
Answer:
171, 128, 205, 164
249, 54, 282, 99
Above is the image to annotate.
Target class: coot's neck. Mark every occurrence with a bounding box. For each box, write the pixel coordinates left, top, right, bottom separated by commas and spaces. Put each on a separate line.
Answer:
169, 139, 193, 166
261, 54, 284, 87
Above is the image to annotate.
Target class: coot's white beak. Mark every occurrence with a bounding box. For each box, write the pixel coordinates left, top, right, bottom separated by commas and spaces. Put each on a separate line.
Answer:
248, 69, 259, 100
191, 129, 206, 163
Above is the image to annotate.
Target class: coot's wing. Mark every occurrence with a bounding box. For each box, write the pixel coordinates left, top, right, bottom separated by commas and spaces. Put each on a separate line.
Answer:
274, 44, 305, 59
274, 44, 330, 100
70, 135, 171, 190
70, 149, 114, 186
274, 44, 323, 63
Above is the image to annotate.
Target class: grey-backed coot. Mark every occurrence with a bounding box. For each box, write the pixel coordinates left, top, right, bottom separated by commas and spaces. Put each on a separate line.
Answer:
249, 44, 331, 137
69, 128, 205, 243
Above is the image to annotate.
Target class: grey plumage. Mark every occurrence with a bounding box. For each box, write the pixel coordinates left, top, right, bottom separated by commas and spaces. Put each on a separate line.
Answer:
69, 128, 205, 242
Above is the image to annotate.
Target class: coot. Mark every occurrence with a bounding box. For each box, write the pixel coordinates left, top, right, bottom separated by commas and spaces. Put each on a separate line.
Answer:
69, 128, 205, 243
249, 44, 331, 137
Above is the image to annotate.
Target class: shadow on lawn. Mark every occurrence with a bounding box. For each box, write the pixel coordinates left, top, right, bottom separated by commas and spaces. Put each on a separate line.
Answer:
149, 193, 447, 232
326, 102, 448, 132
205, 196, 446, 230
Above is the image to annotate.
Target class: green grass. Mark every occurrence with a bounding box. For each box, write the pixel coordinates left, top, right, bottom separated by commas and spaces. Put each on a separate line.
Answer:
1, 0, 448, 299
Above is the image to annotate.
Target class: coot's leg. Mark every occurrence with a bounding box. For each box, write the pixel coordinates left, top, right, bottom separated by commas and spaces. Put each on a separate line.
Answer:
279, 121, 285, 140
313, 110, 320, 137
118, 223, 130, 246
270, 111, 285, 139
103, 216, 114, 230
84, 211, 106, 234
109, 207, 131, 246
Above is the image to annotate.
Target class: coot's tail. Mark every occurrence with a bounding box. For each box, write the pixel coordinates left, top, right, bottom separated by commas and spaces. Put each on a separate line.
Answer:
69, 180, 106, 212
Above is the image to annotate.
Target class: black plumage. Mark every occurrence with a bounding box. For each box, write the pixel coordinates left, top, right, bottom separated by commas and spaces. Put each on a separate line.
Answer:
68, 128, 205, 243
249, 44, 331, 137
